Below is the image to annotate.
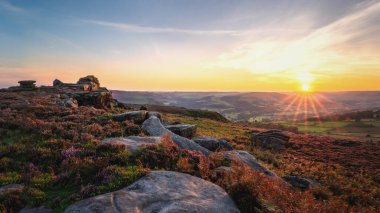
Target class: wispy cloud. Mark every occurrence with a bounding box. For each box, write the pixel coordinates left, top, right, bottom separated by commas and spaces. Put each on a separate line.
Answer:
0, 0, 24, 13
82, 19, 241, 36
211, 1, 380, 82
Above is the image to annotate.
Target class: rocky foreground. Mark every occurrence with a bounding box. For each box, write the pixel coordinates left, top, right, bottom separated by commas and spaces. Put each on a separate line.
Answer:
0, 76, 379, 212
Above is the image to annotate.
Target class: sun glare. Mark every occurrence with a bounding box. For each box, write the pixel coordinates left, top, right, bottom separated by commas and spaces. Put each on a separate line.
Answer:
301, 84, 310, 92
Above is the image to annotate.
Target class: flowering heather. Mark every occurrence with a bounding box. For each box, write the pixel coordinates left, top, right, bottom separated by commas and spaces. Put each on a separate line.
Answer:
61, 146, 83, 158
0, 90, 379, 212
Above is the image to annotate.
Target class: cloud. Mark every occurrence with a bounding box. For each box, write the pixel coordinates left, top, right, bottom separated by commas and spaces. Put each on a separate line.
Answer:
211, 1, 380, 82
82, 19, 241, 36
0, 0, 24, 13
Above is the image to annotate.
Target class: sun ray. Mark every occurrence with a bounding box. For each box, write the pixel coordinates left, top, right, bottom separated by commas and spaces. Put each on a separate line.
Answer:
303, 95, 308, 126
292, 96, 304, 125
312, 95, 330, 115
278, 94, 300, 120
309, 96, 322, 124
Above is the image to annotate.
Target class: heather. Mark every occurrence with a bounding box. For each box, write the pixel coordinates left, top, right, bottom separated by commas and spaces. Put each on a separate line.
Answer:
0, 90, 379, 212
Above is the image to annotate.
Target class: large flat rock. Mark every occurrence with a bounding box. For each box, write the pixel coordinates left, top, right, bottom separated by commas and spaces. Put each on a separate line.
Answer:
101, 136, 162, 154
142, 116, 210, 156
65, 171, 240, 213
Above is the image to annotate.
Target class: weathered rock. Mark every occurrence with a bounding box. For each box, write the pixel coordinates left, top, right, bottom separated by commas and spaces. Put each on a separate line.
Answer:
101, 136, 162, 154
253, 130, 290, 150
77, 75, 100, 91
194, 137, 233, 151
65, 171, 240, 213
19, 206, 52, 213
282, 176, 317, 190
53, 79, 64, 87
70, 91, 116, 109
147, 111, 162, 121
112, 110, 148, 123
18, 80, 36, 89
8, 80, 37, 91
53, 75, 105, 92
165, 124, 197, 138
221, 150, 277, 177
142, 116, 210, 155
0, 184, 24, 194
333, 139, 360, 147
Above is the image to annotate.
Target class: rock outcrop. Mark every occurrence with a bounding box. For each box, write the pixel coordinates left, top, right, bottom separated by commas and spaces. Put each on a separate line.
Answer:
7, 80, 37, 91
52, 75, 117, 109
165, 124, 197, 138
18, 80, 36, 89
77, 75, 100, 91
101, 136, 162, 154
69, 91, 116, 109
252, 130, 290, 150
65, 171, 240, 213
142, 116, 210, 155
54, 75, 101, 92
194, 137, 233, 151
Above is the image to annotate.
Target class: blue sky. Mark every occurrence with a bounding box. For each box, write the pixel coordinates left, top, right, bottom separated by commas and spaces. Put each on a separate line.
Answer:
0, 0, 379, 91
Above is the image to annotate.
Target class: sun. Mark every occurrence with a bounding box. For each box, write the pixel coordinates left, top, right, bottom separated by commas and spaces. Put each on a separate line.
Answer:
296, 73, 314, 93
301, 84, 310, 92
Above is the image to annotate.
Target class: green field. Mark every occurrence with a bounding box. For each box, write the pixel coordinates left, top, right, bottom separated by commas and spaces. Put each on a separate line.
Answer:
280, 119, 380, 141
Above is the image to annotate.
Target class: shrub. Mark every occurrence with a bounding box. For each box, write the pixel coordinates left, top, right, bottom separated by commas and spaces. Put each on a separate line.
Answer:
30, 173, 54, 189
0, 172, 21, 185
95, 166, 144, 194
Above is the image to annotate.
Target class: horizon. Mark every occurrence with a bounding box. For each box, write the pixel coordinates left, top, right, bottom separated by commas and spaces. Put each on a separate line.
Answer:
2, 78, 380, 93
1, 0, 380, 91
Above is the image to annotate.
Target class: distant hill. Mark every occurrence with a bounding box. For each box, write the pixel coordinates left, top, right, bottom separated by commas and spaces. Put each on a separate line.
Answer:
112, 91, 380, 121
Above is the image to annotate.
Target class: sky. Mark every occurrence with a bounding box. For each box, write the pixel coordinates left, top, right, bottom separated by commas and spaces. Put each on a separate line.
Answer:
0, 0, 379, 92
